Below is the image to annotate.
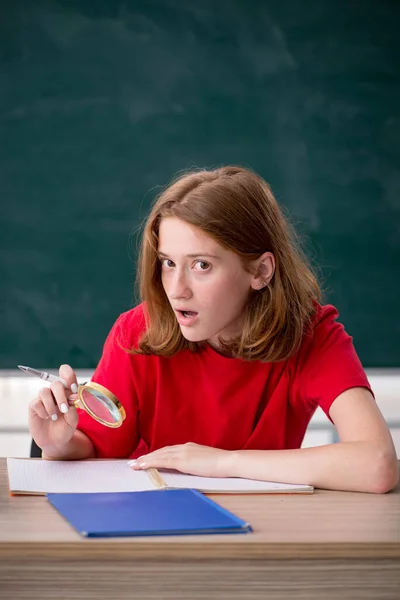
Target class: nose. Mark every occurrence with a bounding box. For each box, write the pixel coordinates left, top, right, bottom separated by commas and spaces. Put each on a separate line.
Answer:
168, 269, 192, 300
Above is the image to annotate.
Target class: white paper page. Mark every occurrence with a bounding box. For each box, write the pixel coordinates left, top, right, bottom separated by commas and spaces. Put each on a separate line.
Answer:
160, 471, 313, 494
7, 458, 153, 494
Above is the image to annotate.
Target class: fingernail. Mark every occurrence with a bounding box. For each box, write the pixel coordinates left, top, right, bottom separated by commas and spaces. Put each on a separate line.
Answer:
60, 403, 68, 413
70, 383, 78, 393
51, 414, 58, 421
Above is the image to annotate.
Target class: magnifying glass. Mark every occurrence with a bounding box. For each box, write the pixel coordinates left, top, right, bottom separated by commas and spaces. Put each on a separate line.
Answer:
18, 365, 126, 428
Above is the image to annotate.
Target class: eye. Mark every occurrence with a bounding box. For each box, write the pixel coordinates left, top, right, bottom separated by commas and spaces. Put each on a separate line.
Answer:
194, 260, 210, 271
161, 258, 175, 268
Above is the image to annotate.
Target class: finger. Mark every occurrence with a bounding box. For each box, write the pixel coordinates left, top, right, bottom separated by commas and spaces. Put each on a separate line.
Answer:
138, 445, 183, 461
61, 401, 79, 429
132, 452, 174, 470
136, 450, 167, 464
50, 381, 70, 415
67, 392, 79, 406
59, 364, 78, 394
29, 395, 50, 420
37, 387, 60, 421
138, 445, 180, 459
128, 445, 183, 469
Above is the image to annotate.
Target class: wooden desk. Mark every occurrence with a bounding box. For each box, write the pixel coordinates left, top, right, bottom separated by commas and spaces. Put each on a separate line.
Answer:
0, 459, 399, 600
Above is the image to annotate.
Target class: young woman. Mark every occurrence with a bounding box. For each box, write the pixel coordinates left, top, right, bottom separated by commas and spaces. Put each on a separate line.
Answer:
28, 166, 398, 493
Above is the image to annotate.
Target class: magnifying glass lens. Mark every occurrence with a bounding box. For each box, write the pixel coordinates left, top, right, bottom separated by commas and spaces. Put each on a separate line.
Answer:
80, 388, 121, 425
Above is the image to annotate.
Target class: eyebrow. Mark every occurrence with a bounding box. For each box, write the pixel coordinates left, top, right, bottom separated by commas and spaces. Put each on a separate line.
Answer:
158, 251, 221, 260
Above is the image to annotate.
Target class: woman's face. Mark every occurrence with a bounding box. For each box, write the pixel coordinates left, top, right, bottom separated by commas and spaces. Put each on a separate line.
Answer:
158, 217, 273, 353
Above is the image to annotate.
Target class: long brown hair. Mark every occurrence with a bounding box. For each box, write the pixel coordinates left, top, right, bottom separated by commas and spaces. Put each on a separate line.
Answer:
133, 166, 321, 361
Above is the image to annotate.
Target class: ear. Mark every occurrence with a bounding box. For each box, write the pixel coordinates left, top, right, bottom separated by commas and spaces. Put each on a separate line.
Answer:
250, 252, 275, 290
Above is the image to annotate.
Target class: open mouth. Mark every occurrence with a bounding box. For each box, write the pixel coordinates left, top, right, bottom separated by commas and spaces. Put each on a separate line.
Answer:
177, 310, 198, 318
175, 310, 199, 326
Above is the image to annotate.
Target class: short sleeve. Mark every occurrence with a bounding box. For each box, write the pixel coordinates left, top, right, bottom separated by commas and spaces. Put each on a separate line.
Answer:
77, 313, 140, 458
294, 305, 373, 420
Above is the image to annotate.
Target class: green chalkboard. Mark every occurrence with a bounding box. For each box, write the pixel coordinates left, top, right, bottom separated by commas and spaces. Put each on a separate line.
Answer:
1, 0, 399, 368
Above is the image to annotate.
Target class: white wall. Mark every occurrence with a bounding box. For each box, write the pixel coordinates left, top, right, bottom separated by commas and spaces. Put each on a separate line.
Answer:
0, 369, 399, 457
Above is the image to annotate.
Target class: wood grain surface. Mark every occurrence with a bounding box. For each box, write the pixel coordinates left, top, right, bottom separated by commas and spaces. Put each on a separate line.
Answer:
0, 459, 399, 599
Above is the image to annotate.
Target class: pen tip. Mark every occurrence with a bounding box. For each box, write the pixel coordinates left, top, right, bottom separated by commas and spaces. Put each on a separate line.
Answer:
18, 365, 27, 371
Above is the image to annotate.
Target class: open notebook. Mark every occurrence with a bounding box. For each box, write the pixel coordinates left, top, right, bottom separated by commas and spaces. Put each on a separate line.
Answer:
7, 458, 313, 495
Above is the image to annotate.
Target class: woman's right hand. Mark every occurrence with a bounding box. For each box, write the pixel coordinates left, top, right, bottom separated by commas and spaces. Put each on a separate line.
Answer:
28, 364, 80, 454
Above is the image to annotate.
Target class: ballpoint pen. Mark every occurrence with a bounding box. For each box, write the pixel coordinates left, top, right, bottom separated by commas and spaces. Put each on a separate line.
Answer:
18, 365, 77, 392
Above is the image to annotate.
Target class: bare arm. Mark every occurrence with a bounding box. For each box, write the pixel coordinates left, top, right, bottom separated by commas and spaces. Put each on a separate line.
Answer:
230, 387, 398, 493
134, 387, 399, 494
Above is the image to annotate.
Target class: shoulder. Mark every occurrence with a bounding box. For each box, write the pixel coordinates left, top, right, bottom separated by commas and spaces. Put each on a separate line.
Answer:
106, 303, 148, 349
292, 302, 370, 410
312, 303, 341, 330
302, 303, 348, 352
292, 302, 358, 371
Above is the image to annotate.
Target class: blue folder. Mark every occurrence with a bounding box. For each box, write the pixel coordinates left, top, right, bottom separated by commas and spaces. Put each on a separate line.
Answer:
47, 488, 253, 538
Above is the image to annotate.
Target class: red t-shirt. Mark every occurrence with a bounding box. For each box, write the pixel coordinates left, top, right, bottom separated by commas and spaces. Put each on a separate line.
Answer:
77, 303, 372, 459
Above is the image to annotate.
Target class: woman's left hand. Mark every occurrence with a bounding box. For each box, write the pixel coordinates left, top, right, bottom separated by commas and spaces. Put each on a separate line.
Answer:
130, 442, 234, 478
